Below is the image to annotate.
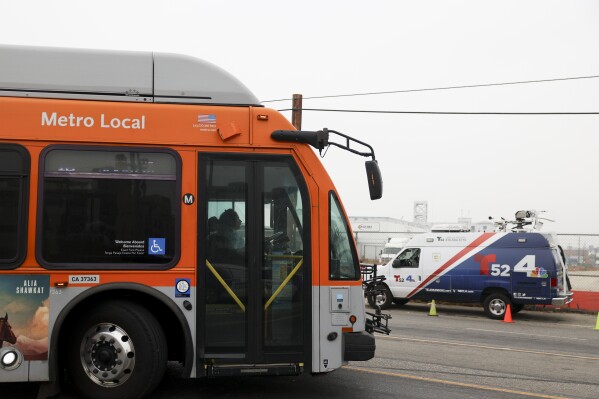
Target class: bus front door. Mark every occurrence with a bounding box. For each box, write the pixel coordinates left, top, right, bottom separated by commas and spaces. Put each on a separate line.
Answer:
198, 155, 311, 373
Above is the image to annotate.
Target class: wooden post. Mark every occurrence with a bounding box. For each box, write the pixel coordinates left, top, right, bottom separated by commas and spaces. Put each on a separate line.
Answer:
292, 93, 302, 130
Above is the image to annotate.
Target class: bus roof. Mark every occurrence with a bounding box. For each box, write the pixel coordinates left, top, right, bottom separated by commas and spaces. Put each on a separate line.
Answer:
0, 44, 260, 106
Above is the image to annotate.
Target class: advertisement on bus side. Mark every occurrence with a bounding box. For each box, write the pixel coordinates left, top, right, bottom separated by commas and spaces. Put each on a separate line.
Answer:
0, 275, 50, 361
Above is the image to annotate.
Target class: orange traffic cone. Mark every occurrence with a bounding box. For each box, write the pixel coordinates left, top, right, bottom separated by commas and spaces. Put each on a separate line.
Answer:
502, 304, 514, 323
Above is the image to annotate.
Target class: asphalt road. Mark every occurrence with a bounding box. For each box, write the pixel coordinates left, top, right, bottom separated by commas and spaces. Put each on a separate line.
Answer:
361, 302, 599, 399
4, 303, 598, 399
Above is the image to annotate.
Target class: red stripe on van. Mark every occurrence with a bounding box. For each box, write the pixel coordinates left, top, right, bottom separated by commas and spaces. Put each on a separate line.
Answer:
407, 232, 496, 298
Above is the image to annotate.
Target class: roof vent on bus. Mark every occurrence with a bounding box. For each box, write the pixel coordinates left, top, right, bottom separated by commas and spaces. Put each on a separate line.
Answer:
153, 52, 260, 105
0, 45, 261, 106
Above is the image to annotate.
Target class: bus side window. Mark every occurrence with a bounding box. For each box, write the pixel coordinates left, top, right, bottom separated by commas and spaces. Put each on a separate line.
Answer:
38, 147, 181, 268
0, 144, 29, 268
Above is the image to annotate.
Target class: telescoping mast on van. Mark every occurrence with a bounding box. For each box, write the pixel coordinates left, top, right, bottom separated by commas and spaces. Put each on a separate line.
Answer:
370, 211, 573, 319
0, 45, 384, 399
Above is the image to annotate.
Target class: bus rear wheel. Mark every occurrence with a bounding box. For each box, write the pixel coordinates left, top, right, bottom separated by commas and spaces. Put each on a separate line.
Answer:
66, 300, 167, 399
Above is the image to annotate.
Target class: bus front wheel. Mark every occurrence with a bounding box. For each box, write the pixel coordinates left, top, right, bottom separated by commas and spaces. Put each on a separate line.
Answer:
66, 300, 167, 399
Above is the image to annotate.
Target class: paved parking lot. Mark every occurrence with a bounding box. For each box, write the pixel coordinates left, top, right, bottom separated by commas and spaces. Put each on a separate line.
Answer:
4, 303, 598, 399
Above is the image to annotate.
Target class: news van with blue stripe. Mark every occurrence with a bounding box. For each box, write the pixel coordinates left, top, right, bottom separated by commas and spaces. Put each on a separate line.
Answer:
369, 211, 573, 319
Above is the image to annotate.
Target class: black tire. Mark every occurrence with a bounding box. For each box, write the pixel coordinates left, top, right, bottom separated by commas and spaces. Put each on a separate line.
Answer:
367, 284, 393, 309
393, 298, 410, 306
66, 300, 167, 399
511, 303, 524, 314
483, 292, 511, 320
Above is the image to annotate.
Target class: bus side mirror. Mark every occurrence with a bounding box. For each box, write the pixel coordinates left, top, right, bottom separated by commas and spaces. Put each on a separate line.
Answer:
365, 160, 383, 200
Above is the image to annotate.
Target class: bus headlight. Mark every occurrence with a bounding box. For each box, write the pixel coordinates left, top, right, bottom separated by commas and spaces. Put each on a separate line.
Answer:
0, 347, 23, 370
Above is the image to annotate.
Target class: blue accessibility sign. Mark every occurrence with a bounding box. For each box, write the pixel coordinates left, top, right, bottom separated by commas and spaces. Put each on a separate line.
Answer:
148, 238, 166, 255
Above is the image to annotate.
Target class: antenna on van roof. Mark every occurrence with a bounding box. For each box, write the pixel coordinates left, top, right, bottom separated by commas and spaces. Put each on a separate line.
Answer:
490, 210, 555, 232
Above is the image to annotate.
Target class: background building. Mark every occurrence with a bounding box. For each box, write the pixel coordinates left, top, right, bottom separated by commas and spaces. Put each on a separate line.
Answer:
350, 216, 427, 262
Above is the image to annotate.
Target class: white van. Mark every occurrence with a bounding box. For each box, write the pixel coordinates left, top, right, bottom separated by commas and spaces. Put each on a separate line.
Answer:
369, 231, 573, 319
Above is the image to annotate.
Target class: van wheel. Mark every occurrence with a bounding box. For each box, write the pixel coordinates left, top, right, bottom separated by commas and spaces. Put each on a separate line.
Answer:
367, 285, 393, 309
66, 301, 167, 399
483, 293, 511, 320
393, 298, 410, 306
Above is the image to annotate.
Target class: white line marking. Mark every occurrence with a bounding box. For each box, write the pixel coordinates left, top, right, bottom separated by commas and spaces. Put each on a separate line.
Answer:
346, 367, 573, 399
465, 328, 588, 341
379, 335, 599, 361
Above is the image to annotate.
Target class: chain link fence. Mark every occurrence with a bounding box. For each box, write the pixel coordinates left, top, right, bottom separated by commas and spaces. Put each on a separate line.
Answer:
557, 234, 599, 293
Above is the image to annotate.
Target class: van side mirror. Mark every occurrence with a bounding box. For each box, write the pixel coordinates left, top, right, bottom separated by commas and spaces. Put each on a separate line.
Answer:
392, 258, 402, 268
365, 160, 383, 200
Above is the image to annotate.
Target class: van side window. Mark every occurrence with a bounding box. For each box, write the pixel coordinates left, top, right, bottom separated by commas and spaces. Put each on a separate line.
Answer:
38, 147, 180, 269
0, 145, 29, 268
393, 248, 420, 268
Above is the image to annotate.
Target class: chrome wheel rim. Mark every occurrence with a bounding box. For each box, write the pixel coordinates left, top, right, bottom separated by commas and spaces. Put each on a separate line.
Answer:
79, 323, 136, 387
375, 292, 387, 306
489, 299, 506, 316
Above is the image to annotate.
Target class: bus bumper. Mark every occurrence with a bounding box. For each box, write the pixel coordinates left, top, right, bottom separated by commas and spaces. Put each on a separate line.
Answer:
343, 331, 376, 361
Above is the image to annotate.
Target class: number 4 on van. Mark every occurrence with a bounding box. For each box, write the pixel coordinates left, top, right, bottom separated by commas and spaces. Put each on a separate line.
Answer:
477, 254, 537, 277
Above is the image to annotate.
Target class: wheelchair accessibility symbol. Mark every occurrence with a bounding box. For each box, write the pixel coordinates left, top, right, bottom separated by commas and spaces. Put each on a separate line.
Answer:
148, 238, 166, 255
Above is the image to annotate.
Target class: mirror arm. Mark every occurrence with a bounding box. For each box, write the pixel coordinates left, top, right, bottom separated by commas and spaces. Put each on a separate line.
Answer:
328, 142, 374, 159
271, 128, 376, 161
271, 128, 382, 200
326, 129, 376, 161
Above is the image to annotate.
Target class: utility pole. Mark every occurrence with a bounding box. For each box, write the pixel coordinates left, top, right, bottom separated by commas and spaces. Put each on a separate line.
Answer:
292, 93, 302, 130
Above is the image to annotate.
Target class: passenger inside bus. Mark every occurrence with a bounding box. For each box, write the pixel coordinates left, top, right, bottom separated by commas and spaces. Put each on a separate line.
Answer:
208, 209, 244, 263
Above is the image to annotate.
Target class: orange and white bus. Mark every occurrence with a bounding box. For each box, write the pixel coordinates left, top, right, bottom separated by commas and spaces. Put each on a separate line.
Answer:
0, 45, 383, 399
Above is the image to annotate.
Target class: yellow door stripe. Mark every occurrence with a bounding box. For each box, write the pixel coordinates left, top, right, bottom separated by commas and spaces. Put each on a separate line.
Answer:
264, 259, 303, 310
205, 260, 245, 312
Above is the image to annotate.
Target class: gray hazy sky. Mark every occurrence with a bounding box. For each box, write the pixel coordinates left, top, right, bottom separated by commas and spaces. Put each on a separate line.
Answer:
2, 1, 598, 233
